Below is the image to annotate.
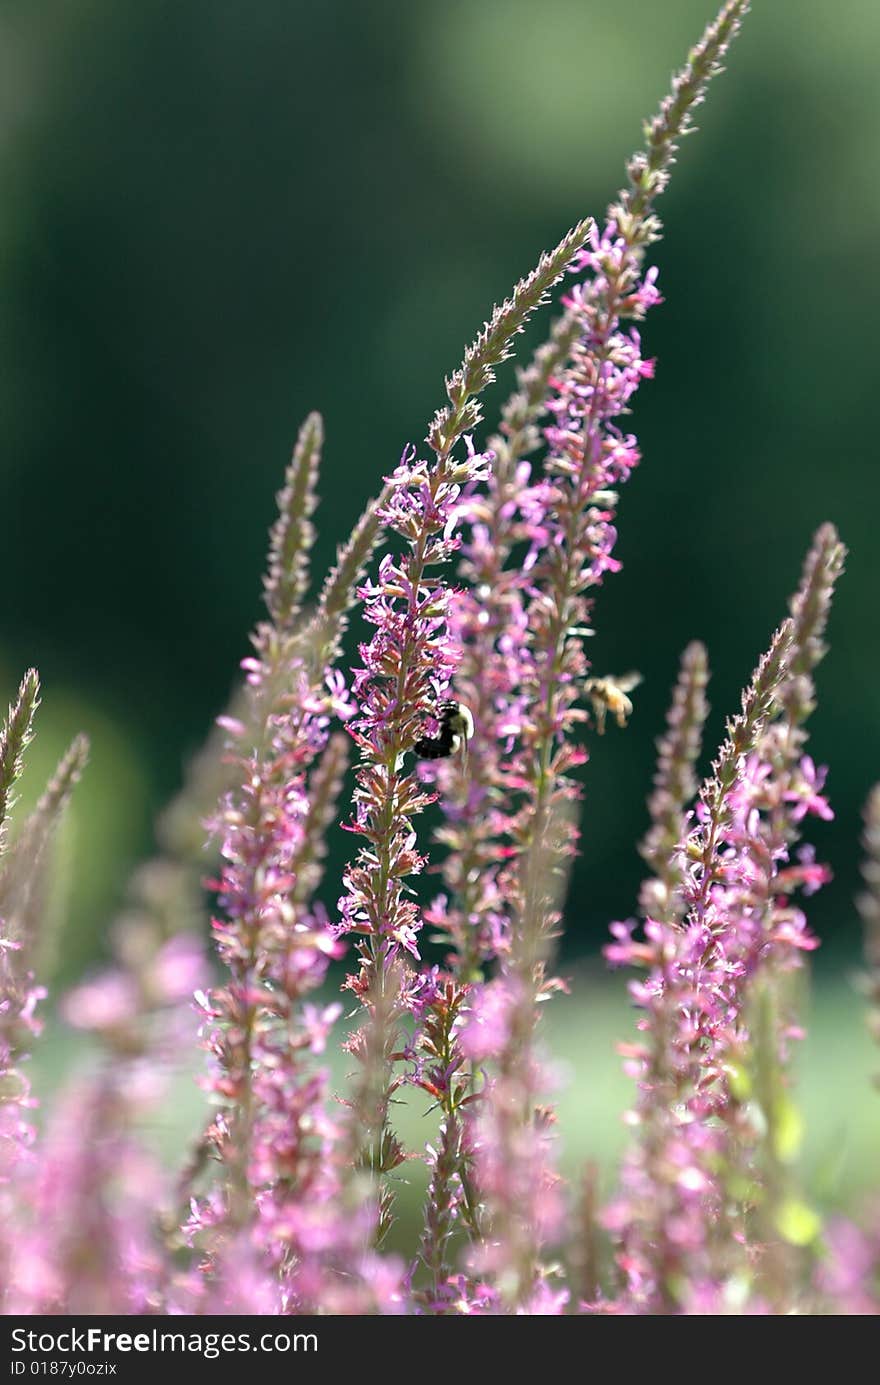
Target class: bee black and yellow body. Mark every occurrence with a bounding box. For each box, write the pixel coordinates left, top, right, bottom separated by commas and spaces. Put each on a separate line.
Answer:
413, 700, 474, 761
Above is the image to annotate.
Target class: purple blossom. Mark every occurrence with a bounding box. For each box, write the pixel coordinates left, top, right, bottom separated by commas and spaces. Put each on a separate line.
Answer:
818, 1214, 880, 1315
784, 756, 834, 822
337, 433, 494, 1238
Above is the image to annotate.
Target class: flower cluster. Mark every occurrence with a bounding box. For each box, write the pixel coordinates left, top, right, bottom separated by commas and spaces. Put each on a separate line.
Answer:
0, 676, 43, 1201
188, 421, 384, 1306
605, 525, 845, 1311
339, 439, 492, 960
459, 975, 568, 1313
336, 217, 594, 1234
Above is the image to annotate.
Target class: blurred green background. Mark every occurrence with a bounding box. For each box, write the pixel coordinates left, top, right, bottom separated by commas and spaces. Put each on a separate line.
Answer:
1, 0, 878, 1008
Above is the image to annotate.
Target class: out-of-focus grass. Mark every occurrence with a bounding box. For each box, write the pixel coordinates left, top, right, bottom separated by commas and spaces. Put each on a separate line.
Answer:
30, 969, 879, 1249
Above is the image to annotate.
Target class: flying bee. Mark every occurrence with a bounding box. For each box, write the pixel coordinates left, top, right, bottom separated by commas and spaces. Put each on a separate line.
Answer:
584, 672, 642, 735
413, 699, 474, 768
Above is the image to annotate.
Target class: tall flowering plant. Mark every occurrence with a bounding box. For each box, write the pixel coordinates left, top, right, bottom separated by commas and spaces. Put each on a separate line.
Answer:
2, 0, 879, 1319
336, 220, 592, 1241
605, 525, 845, 1312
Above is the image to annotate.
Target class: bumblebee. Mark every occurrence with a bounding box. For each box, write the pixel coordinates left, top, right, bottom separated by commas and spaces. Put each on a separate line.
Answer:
584, 672, 642, 735
413, 700, 474, 766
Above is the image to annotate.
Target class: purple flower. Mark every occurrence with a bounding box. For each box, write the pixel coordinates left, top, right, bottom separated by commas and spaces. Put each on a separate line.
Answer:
784, 756, 834, 822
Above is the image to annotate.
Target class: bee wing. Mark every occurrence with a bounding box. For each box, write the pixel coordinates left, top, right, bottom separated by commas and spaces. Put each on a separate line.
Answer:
616, 672, 643, 693
458, 730, 469, 773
